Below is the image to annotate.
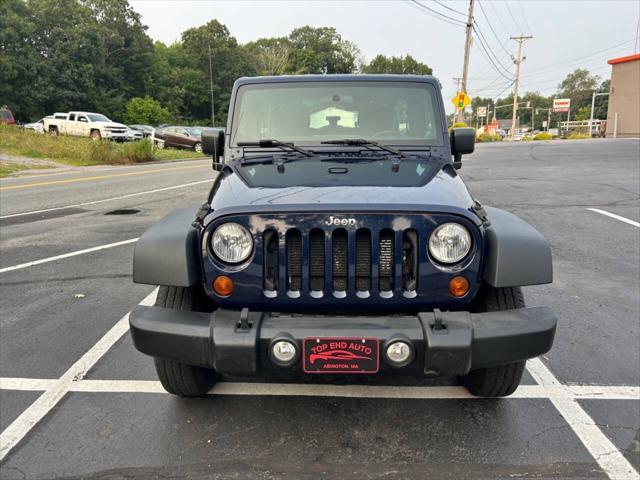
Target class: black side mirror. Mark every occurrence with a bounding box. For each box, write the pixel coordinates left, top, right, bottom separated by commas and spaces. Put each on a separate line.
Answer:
202, 128, 225, 168
450, 127, 475, 170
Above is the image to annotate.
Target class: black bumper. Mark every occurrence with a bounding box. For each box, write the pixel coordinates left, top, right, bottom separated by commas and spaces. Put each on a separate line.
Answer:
129, 306, 556, 376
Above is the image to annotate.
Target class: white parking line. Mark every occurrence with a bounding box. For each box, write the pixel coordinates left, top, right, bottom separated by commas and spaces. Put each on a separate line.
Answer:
0, 288, 158, 461
0, 238, 138, 274
0, 180, 211, 219
2, 377, 638, 400
588, 208, 640, 228
527, 358, 639, 480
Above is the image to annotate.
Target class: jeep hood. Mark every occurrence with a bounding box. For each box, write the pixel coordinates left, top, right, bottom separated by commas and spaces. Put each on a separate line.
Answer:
208, 167, 476, 218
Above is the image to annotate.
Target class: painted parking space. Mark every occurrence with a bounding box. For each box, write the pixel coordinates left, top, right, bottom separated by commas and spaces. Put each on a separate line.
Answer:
0, 142, 638, 479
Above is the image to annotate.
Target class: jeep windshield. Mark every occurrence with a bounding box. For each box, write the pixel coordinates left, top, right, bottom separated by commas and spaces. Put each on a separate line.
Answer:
230, 81, 443, 147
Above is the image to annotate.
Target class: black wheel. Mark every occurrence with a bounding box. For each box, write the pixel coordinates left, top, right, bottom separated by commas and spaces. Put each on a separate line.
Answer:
460, 285, 527, 397
49, 127, 59, 136
194, 141, 202, 153
90, 129, 101, 140
153, 285, 217, 397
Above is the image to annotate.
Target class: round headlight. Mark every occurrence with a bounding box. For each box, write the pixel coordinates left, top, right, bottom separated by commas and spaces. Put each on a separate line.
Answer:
211, 223, 253, 263
428, 223, 472, 264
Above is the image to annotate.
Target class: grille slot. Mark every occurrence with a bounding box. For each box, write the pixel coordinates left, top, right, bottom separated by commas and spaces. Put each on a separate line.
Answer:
286, 230, 302, 292
403, 229, 418, 292
379, 229, 395, 292
263, 230, 279, 292
309, 229, 325, 292
332, 229, 348, 292
356, 229, 371, 292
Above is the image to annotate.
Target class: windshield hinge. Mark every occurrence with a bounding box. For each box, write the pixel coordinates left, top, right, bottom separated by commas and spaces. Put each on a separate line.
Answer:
192, 202, 210, 228
470, 200, 491, 227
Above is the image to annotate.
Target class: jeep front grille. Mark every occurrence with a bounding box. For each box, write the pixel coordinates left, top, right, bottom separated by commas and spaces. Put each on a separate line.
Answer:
263, 227, 418, 299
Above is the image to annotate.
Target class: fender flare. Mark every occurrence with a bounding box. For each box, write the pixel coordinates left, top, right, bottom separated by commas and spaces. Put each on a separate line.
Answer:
482, 207, 553, 287
133, 205, 201, 287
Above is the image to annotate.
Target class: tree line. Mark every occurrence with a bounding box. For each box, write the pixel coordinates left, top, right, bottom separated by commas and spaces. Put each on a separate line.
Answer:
0, 0, 431, 125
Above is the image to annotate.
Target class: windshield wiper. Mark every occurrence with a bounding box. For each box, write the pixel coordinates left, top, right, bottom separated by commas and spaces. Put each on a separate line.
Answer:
320, 139, 407, 159
237, 139, 314, 157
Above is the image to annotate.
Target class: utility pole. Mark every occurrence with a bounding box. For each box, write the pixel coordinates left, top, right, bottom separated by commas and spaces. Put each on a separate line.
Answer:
208, 45, 215, 127
454, 0, 475, 124
509, 35, 532, 140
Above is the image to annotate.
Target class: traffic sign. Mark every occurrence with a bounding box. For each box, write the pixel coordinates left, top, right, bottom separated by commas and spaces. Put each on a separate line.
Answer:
552, 98, 570, 113
451, 92, 470, 109
477, 106, 487, 117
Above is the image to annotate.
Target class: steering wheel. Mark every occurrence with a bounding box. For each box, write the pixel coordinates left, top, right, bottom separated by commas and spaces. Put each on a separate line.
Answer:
372, 130, 406, 138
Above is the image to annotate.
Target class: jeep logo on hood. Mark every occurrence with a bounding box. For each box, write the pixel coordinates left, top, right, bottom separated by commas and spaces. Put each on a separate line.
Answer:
326, 216, 357, 227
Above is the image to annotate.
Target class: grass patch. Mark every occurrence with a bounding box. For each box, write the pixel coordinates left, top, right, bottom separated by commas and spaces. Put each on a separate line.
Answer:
0, 125, 206, 166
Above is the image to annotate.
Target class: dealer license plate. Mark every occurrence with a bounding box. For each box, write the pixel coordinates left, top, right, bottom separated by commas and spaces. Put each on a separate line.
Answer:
303, 337, 379, 374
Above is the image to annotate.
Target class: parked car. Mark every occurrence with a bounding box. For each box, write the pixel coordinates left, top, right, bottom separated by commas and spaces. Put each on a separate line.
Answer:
130, 74, 557, 399
43, 111, 128, 141
22, 116, 50, 134
128, 124, 155, 138
125, 127, 144, 141
0, 106, 16, 125
152, 126, 204, 152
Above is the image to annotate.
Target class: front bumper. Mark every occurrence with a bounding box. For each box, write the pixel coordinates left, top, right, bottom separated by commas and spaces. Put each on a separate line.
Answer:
129, 306, 556, 376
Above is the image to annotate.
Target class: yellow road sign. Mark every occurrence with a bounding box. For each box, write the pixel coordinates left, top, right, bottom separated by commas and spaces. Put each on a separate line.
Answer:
451, 92, 470, 109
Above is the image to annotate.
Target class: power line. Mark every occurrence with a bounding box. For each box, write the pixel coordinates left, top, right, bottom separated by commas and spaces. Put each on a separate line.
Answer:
509, 35, 532, 139
477, 1, 511, 58
473, 22, 512, 72
504, 1, 524, 34
522, 38, 635, 76
431, 0, 467, 17
487, 0, 512, 37
472, 25, 514, 80
516, 0, 534, 36
407, 0, 466, 27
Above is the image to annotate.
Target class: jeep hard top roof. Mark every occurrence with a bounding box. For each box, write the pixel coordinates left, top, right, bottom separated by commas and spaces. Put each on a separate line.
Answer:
233, 74, 442, 89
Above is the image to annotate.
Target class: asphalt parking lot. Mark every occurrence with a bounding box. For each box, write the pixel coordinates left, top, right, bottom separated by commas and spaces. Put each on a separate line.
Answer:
0, 140, 638, 479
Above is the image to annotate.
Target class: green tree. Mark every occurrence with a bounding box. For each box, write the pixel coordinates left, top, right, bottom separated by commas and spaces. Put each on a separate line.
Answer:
363, 54, 432, 75
245, 37, 291, 76
287, 26, 359, 74
123, 96, 172, 124
557, 68, 600, 117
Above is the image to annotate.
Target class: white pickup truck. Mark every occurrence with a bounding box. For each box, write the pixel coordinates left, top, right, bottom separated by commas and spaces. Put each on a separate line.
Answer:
43, 111, 128, 141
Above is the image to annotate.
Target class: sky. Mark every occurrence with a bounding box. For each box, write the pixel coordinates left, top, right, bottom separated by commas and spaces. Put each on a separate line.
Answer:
130, 0, 640, 113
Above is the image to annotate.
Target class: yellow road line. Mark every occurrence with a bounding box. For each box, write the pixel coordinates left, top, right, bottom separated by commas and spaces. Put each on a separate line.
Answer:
0, 164, 209, 191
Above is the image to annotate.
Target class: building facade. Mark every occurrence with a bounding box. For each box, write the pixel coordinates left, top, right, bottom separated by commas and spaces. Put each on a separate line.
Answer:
606, 54, 640, 138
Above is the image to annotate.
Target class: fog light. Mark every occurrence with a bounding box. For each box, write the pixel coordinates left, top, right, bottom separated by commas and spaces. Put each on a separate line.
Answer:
271, 340, 298, 366
385, 341, 413, 367
449, 276, 470, 297
213, 275, 234, 297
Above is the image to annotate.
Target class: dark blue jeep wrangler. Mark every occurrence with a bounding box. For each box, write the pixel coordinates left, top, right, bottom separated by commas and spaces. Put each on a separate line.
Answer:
130, 75, 556, 397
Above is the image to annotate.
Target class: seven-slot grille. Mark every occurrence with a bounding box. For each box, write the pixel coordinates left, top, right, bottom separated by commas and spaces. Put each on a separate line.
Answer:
263, 227, 418, 298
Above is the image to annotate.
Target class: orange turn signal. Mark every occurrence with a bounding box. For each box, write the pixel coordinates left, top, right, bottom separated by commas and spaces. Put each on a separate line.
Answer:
449, 276, 470, 298
213, 276, 234, 297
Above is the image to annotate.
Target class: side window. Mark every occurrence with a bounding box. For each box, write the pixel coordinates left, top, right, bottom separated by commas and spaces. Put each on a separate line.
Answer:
78, 116, 88, 123
68, 113, 76, 121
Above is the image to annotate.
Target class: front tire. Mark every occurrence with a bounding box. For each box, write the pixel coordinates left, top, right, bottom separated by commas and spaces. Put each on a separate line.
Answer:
90, 129, 101, 140
194, 142, 202, 153
460, 286, 527, 397
153, 285, 217, 397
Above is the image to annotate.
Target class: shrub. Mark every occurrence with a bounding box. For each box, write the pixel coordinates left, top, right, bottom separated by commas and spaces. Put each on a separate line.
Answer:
451, 122, 468, 128
521, 136, 533, 141
533, 132, 552, 141
567, 132, 591, 139
476, 133, 502, 142
124, 96, 172, 125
